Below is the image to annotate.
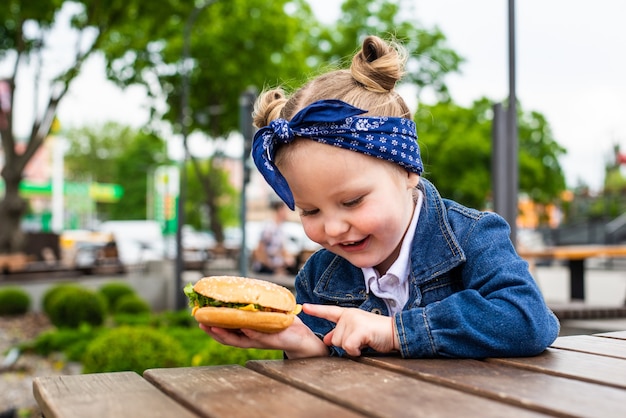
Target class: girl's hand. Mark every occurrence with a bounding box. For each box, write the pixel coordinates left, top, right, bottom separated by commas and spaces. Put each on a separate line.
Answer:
199, 315, 329, 359
303, 303, 399, 356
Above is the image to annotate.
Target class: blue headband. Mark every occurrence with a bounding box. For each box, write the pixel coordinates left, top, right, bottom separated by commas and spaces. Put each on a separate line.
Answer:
251, 99, 423, 210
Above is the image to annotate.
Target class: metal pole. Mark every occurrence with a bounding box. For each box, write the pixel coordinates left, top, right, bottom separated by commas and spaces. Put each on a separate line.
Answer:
238, 88, 257, 277
175, 1, 217, 310
492, 103, 508, 217
507, 0, 518, 247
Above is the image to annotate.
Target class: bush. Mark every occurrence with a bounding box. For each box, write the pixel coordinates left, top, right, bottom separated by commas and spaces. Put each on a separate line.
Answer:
22, 324, 102, 362
151, 309, 196, 328
46, 286, 107, 328
99, 282, 136, 312
0, 287, 31, 315
164, 326, 283, 367
82, 326, 187, 374
42, 283, 83, 316
114, 293, 151, 315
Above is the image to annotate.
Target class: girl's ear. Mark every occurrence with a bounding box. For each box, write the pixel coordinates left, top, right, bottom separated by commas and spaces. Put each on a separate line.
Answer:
406, 172, 420, 189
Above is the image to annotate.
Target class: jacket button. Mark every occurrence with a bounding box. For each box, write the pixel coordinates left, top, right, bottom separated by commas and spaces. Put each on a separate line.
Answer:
371, 308, 382, 315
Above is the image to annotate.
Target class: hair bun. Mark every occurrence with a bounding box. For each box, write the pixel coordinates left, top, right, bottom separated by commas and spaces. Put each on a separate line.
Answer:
253, 88, 288, 128
351, 36, 406, 93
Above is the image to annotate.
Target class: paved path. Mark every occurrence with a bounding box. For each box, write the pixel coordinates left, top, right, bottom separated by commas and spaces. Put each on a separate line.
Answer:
531, 261, 626, 335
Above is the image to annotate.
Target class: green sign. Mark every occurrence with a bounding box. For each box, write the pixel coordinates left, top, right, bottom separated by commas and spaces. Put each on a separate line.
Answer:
0, 180, 124, 202
153, 165, 179, 235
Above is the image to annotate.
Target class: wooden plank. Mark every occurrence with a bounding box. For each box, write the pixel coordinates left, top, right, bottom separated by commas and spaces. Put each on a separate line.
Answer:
548, 303, 626, 320
594, 330, 626, 340
551, 335, 626, 359
488, 347, 626, 389
33, 371, 198, 418
518, 245, 626, 260
359, 356, 626, 418
247, 357, 549, 418
143, 364, 364, 418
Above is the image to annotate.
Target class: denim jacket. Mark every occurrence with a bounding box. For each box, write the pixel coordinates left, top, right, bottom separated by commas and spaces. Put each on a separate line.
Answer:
295, 179, 560, 358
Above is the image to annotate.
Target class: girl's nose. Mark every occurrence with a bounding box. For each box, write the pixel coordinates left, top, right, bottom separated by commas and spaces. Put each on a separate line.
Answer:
324, 216, 350, 240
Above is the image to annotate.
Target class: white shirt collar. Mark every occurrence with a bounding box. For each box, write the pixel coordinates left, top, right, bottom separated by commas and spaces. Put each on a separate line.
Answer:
362, 190, 423, 309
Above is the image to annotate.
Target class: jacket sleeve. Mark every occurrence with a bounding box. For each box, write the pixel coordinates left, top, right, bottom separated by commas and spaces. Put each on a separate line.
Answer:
294, 255, 346, 357
395, 212, 560, 358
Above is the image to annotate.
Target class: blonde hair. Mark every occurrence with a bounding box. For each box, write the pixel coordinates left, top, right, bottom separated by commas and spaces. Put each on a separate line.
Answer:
253, 35, 410, 129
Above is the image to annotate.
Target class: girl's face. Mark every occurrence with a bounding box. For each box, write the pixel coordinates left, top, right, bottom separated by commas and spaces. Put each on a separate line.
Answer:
279, 140, 419, 274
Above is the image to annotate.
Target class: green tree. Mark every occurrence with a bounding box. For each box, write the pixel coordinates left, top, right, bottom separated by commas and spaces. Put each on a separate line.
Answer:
185, 157, 239, 237
64, 123, 167, 221
316, 0, 464, 101
64, 122, 135, 184
415, 98, 566, 211
95, 0, 319, 245
108, 129, 167, 220
99, 0, 318, 137
517, 109, 567, 205
0, 0, 160, 253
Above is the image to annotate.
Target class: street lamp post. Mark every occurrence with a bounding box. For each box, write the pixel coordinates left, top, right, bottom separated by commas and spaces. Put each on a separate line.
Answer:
506, 0, 518, 247
492, 0, 518, 246
238, 88, 257, 277
175, 0, 218, 310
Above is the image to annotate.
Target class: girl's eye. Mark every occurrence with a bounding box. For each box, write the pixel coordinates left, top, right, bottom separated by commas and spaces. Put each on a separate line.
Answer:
300, 208, 319, 217
344, 196, 364, 207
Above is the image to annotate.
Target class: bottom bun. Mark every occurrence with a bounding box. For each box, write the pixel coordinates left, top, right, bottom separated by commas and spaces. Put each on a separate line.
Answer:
194, 306, 295, 333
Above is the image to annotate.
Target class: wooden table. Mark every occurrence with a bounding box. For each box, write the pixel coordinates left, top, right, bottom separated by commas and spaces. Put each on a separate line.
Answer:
33, 331, 626, 417
518, 244, 626, 301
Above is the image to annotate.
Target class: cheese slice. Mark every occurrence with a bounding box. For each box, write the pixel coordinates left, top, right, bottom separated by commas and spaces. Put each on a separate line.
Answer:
238, 303, 259, 312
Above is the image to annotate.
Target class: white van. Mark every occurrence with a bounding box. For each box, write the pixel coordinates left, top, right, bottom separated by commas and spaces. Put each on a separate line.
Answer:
98, 220, 165, 266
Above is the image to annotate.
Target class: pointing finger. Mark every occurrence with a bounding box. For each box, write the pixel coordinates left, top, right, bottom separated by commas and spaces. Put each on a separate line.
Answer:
302, 303, 345, 324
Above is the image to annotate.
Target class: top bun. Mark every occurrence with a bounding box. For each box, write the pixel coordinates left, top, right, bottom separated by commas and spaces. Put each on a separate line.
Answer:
193, 276, 296, 312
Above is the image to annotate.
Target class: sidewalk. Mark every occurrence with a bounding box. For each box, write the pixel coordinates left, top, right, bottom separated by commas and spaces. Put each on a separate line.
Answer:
531, 261, 626, 335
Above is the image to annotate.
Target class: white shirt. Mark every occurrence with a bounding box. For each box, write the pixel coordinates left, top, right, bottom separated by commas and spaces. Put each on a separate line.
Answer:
361, 190, 423, 315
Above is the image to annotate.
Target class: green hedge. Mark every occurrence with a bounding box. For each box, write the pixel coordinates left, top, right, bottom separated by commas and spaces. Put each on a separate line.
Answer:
114, 293, 151, 315
82, 326, 187, 374
98, 282, 136, 312
46, 286, 107, 328
0, 286, 31, 315
24, 309, 283, 372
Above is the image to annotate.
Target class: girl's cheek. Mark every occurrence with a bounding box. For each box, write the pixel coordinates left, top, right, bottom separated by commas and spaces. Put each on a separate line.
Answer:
301, 220, 324, 245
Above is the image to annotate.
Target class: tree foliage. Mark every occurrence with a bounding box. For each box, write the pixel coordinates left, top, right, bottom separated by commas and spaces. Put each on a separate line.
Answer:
64, 123, 167, 221
98, 0, 319, 137
415, 98, 567, 210
64, 122, 135, 184
315, 0, 464, 101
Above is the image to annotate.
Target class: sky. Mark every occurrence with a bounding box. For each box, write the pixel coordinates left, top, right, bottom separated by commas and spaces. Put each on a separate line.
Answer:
5, 0, 626, 192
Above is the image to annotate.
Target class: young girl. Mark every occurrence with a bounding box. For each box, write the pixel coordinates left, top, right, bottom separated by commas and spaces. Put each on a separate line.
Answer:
201, 35, 560, 359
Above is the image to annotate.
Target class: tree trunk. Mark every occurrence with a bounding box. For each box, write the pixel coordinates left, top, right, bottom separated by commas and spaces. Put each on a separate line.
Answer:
0, 169, 27, 254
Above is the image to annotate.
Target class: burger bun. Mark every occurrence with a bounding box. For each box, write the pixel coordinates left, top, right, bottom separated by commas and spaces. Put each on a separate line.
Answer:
194, 306, 296, 333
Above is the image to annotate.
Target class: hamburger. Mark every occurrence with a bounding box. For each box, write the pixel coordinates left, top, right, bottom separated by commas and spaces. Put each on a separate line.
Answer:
184, 275, 302, 333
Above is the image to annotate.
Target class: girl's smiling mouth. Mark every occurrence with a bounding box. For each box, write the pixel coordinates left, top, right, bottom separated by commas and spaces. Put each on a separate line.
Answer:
339, 236, 369, 252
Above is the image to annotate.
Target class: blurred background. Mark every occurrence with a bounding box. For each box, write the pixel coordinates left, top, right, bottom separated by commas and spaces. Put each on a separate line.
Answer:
1, 0, 625, 296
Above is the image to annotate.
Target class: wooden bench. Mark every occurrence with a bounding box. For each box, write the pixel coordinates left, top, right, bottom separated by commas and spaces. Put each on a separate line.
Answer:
518, 244, 626, 301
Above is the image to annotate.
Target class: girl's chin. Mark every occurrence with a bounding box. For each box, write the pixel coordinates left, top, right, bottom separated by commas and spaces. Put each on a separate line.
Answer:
340, 253, 388, 270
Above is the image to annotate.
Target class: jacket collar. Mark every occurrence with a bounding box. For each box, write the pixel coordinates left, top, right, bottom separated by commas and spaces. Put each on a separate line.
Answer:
409, 178, 466, 282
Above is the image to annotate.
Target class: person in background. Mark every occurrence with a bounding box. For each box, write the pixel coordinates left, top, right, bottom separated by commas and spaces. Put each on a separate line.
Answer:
201, 35, 560, 359
252, 200, 298, 275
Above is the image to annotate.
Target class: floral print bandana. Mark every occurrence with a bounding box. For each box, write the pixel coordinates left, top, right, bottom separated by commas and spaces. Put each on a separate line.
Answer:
251, 99, 423, 210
